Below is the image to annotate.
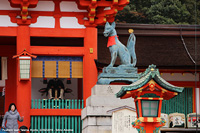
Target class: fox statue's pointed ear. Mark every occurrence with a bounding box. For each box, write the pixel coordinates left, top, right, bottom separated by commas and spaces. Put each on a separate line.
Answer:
105, 22, 110, 27
111, 22, 116, 28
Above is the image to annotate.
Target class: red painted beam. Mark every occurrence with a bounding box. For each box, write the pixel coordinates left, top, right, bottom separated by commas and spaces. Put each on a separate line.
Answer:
30, 109, 82, 116
30, 28, 85, 37
30, 46, 85, 56
0, 27, 17, 36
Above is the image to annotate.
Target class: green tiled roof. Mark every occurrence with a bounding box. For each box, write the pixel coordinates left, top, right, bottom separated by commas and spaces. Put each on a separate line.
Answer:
116, 64, 184, 98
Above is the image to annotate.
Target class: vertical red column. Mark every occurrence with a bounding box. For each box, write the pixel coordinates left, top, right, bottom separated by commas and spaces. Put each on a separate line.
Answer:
83, 27, 98, 105
16, 25, 31, 128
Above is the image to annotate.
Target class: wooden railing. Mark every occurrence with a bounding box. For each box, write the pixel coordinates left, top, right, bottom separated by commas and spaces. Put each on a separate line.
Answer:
30, 99, 84, 133
31, 99, 84, 109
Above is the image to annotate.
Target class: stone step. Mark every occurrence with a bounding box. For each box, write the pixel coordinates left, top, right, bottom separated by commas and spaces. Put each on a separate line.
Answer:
82, 125, 111, 133
82, 116, 112, 129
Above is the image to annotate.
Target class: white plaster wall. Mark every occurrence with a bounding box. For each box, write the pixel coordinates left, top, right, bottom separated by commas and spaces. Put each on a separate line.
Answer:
0, 15, 18, 27
31, 78, 79, 100
161, 73, 199, 81
60, 1, 87, 12
0, 80, 5, 87
104, 7, 111, 11
30, 16, 55, 28
196, 88, 200, 114
28, 1, 54, 11
0, 0, 20, 10
60, 17, 85, 28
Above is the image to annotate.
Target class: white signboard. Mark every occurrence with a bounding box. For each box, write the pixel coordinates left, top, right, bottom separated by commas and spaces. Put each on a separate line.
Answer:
112, 109, 138, 133
161, 113, 169, 128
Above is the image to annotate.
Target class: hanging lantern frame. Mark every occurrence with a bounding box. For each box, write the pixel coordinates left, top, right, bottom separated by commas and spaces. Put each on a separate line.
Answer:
13, 49, 37, 81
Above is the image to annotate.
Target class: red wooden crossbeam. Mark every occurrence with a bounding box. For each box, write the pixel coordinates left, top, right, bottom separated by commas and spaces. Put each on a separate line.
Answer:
30, 46, 84, 56
1, 0, 129, 26
30, 109, 82, 116
0, 27, 17, 36
30, 28, 85, 37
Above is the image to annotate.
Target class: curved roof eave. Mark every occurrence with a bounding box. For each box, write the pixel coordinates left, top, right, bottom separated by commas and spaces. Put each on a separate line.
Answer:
116, 64, 184, 98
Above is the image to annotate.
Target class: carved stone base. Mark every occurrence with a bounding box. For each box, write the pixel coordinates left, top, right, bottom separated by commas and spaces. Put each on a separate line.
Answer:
97, 66, 139, 84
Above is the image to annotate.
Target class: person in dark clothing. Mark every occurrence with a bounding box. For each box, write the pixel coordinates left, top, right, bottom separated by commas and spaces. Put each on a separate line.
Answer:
48, 78, 65, 99
1, 103, 24, 133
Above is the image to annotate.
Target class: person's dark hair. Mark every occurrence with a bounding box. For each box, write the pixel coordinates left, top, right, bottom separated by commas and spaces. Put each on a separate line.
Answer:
8, 103, 17, 111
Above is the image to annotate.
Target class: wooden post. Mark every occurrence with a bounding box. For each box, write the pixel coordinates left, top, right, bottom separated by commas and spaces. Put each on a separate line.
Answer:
83, 27, 98, 105
16, 25, 31, 128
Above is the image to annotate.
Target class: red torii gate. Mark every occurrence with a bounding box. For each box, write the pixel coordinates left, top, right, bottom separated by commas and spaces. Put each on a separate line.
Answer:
0, 0, 129, 129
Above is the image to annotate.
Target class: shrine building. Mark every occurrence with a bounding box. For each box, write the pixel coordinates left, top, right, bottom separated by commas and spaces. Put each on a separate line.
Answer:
0, 0, 200, 132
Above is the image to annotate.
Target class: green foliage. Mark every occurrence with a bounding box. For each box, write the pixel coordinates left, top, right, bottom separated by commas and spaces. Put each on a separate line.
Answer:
116, 0, 200, 24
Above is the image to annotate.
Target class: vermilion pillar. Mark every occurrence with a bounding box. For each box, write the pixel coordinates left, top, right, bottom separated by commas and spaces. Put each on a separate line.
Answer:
2, 46, 17, 115
83, 27, 98, 105
16, 25, 31, 128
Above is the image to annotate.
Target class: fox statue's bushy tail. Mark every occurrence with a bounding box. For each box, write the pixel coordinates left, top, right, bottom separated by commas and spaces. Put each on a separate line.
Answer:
127, 33, 137, 66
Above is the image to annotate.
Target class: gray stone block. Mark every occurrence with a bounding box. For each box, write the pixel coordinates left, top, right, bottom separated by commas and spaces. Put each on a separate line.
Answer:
82, 126, 97, 133
81, 106, 113, 119
82, 117, 97, 129
92, 85, 129, 96
86, 95, 135, 107
82, 126, 111, 133
96, 117, 112, 126
81, 85, 136, 133
97, 125, 112, 133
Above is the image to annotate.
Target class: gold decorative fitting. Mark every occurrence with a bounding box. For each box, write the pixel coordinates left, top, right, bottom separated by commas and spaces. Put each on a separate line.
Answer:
104, 18, 106, 21
126, 91, 131, 94
139, 117, 144, 121
151, 68, 154, 71
128, 29, 134, 33
91, 8, 96, 12
22, 6, 28, 10
114, 0, 118, 2
22, 16, 27, 20
90, 18, 94, 21
21, 11, 28, 16
89, 13, 95, 17
89, 48, 93, 54
115, 9, 118, 12
147, 117, 154, 122
138, 88, 143, 91
159, 98, 163, 100
156, 117, 162, 122
174, 92, 178, 95
137, 97, 142, 99
148, 97, 153, 100
148, 80, 156, 85
161, 88, 167, 92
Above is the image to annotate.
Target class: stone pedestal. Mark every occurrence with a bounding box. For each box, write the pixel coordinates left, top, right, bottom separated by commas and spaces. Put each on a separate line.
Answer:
97, 67, 139, 84
81, 85, 135, 133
